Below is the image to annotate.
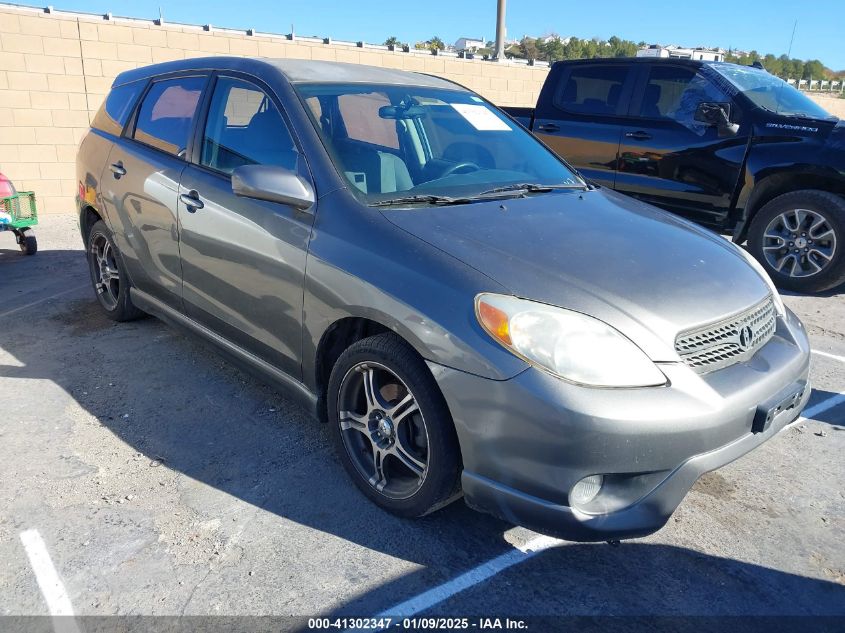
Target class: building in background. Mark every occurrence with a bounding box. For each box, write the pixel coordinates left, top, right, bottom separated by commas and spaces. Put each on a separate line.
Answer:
454, 36, 485, 52
637, 44, 726, 62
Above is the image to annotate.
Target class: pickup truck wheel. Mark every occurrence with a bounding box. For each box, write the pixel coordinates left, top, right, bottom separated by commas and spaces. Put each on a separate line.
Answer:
327, 332, 462, 518
748, 190, 845, 293
86, 220, 145, 321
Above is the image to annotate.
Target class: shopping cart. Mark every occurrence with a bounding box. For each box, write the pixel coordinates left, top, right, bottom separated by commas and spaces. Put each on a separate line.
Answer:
0, 191, 38, 255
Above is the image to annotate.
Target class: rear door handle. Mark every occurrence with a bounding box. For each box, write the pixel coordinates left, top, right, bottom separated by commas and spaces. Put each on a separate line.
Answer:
179, 190, 204, 212
625, 131, 652, 140
109, 162, 126, 178
536, 123, 560, 132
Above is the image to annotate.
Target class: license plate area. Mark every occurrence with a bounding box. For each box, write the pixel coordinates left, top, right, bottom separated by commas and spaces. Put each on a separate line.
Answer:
752, 382, 808, 434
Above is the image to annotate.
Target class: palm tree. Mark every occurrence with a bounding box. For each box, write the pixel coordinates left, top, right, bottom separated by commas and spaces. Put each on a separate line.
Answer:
384, 36, 402, 48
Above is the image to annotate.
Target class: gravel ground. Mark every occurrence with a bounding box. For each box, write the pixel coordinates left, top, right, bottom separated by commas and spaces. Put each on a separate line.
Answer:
0, 216, 843, 624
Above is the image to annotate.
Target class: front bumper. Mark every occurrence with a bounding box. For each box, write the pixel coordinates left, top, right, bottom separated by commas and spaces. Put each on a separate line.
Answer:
430, 308, 811, 541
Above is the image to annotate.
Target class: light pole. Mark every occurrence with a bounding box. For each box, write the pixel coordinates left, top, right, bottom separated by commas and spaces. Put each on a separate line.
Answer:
494, 0, 506, 60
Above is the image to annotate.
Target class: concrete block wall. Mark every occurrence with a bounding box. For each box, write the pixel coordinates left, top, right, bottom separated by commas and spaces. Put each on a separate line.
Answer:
0, 3, 549, 214
1, 4, 841, 215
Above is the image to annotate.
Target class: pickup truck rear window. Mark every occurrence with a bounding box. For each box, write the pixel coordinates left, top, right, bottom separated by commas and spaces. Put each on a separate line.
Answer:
554, 66, 628, 116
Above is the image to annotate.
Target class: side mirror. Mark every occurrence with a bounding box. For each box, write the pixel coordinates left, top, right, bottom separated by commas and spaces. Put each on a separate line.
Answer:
694, 102, 740, 136
231, 164, 315, 211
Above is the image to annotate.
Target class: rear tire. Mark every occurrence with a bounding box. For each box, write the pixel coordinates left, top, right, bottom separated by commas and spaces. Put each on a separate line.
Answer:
748, 190, 845, 293
327, 332, 462, 518
86, 220, 145, 321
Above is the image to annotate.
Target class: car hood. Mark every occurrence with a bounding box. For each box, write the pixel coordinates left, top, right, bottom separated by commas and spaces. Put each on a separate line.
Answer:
381, 188, 771, 362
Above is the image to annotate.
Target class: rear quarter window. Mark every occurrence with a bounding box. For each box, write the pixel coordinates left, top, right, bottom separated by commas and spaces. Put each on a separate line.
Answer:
91, 80, 146, 136
554, 65, 629, 117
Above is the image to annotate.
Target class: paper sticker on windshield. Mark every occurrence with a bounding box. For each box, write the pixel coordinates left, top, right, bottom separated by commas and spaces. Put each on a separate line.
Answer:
450, 104, 511, 131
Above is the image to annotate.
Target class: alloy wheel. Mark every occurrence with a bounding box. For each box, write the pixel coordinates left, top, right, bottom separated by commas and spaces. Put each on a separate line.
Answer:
336, 362, 429, 500
762, 208, 837, 278
89, 233, 120, 310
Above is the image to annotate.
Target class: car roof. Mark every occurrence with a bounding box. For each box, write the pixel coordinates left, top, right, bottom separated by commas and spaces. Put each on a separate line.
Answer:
113, 56, 462, 90
553, 57, 711, 68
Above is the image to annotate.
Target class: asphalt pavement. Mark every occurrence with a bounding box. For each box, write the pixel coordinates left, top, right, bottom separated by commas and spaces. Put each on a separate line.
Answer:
1, 216, 843, 629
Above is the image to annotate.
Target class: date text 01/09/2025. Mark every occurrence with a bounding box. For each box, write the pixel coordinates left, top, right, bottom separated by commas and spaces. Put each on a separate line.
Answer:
307, 617, 529, 630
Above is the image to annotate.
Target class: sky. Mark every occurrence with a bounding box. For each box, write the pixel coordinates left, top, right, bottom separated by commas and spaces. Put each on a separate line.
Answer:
27, 0, 845, 69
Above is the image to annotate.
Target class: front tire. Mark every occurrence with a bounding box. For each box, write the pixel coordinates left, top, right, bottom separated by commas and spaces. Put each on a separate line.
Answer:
748, 190, 845, 293
327, 332, 462, 518
86, 220, 145, 321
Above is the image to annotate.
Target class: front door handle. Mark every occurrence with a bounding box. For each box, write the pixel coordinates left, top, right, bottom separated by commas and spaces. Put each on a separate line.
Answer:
625, 131, 652, 140
537, 122, 560, 132
179, 190, 204, 212
109, 162, 126, 178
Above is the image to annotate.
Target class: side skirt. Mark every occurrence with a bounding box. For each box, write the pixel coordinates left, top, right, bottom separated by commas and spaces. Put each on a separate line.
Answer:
130, 288, 319, 418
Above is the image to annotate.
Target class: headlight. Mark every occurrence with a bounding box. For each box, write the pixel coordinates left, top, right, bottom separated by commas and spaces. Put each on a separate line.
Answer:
475, 293, 666, 387
730, 241, 786, 317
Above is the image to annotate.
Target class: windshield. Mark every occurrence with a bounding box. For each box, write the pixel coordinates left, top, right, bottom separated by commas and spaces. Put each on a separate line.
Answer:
294, 83, 584, 205
710, 63, 835, 120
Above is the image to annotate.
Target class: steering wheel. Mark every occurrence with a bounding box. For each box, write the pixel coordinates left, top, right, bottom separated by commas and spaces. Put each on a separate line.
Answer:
440, 161, 481, 178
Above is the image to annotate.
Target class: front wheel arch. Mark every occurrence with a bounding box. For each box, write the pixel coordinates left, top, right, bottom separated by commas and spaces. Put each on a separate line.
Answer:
734, 171, 845, 243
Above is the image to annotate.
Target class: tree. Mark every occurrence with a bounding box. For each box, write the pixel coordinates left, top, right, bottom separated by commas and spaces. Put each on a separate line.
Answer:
520, 36, 540, 60
615, 40, 638, 57
562, 37, 583, 60
414, 37, 445, 52
429, 36, 445, 52
383, 36, 402, 48
539, 36, 565, 62
762, 53, 782, 77
803, 59, 825, 80
582, 39, 599, 58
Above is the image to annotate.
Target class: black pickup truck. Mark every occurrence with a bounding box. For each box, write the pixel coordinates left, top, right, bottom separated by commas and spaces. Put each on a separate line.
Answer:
504, 58, 845, 292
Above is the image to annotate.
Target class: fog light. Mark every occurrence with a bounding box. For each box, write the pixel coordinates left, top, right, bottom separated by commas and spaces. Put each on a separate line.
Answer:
570, 475, 604, 506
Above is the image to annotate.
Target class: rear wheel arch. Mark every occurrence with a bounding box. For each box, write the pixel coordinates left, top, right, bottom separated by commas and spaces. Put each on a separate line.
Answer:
80, 204, 104, 245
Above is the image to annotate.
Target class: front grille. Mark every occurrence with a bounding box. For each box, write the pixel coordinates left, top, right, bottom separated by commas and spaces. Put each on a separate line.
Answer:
675, 297, 776, 373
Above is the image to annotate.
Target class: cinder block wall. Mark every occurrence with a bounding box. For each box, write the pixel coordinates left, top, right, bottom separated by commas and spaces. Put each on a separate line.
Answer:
0, 3, 549, 214
1, 4, 842, 215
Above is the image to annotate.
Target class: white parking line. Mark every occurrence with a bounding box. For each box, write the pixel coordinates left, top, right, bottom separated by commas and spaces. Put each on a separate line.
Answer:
812, 349, 845, 364
798, 392, 845, 424
377, 535, 561, 618
374, 392, 845, 621
0, 284, 87, 319
19, 529, 81, 633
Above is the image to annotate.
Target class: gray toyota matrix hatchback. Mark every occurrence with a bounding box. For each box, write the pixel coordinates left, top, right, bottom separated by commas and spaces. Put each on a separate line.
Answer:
76, 58, 811, 541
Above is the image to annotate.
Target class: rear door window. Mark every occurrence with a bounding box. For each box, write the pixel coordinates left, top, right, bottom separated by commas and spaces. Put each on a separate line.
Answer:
92, 80, 146, 136
554, 65, 629, 116
200, 77, 298, 174
132, 76, 205, 157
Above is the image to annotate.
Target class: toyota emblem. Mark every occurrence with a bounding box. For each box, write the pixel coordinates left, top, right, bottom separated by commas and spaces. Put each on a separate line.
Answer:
739, 325, 753, 351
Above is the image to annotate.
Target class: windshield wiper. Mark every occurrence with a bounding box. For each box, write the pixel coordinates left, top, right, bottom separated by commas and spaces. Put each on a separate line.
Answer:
477, 182, 589, 196
370, 183, 590, 208
370, 194, 471, 207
